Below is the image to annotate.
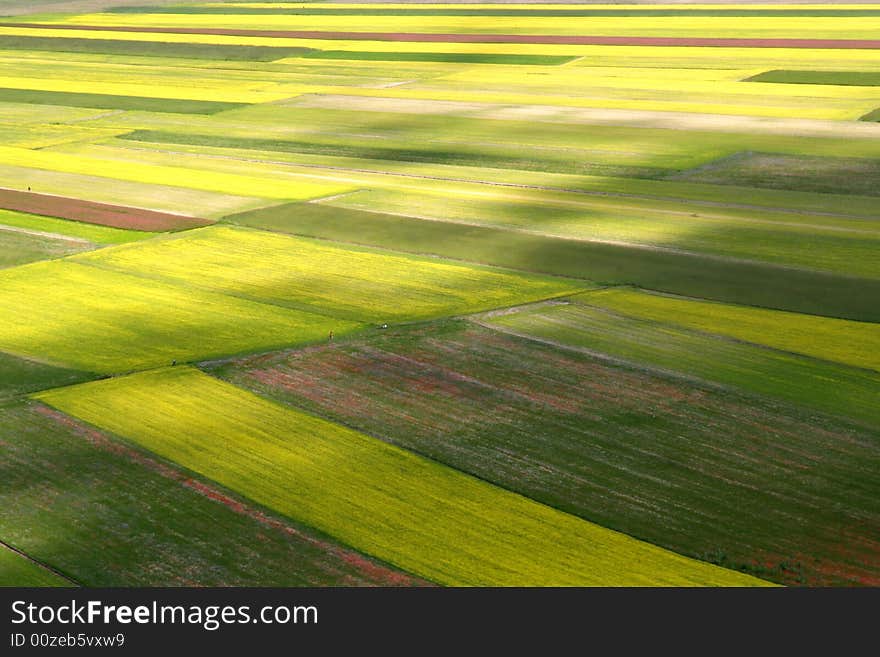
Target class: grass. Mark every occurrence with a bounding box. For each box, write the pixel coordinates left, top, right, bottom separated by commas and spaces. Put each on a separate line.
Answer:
206, 320, 880, 586
301, 50, 577, 65
35, 367, 769, 587
0, 543, 68, 587
747, 70, 880, 86
0, 224, 93, 268
0, 209, 158, 244
672, 152, 880, 198
0, 87, 245, 114
74, 224, 585, 323
481, 300, 880, 430
224, 202, 880, 323
0, 259, 360, 374
578, 288, 880, 373
0, 400, 420, 586
0, 350, 93, 402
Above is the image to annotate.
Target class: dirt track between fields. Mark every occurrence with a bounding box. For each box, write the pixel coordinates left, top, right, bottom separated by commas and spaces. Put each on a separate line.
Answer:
3, 23, 880, 49
0, 188, 211, 231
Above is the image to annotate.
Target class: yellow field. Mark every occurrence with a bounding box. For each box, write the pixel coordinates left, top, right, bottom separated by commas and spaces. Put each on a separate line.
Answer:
35, 366, 772, 587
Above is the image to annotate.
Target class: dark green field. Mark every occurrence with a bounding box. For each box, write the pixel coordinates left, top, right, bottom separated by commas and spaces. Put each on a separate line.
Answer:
205, 321, 880, 586
107, 6, 880, 17
482, 300, 880, 430
0, 351, 93, 402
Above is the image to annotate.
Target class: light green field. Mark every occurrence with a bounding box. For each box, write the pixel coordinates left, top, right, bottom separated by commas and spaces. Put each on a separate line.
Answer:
35, 367, 770, 587
73, 224, 585, 322
0, 543, 69, 587
0, 259, 359, 374
578, 288, 880, 372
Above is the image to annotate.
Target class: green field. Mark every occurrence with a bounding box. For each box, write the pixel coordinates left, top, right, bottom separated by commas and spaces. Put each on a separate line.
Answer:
576, 288, 880, 373
225, 201, 880, 322
74, 224, 586, 323
0, 88, 246, 114
0, 258, 359, 374
0, 350, 93, 402
206, 320, 880, 585
35, 367, 769, 587
302, 50, 577, 65
0, 400, 420, 586
747, 70, 880, 86
481, 300, 880, 430
0, 543, 69, 587
0, 35, 309, 61
0, 223, 93, 268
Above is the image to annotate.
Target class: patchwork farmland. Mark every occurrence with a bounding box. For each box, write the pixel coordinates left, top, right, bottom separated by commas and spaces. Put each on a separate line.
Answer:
0, 0, 877, 588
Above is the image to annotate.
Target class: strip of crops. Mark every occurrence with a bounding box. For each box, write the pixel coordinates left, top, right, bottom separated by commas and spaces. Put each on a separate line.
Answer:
577, 288, 880, 372
0, 400, 420, 586
0, 259, 359, 374
35, 367, 769, 587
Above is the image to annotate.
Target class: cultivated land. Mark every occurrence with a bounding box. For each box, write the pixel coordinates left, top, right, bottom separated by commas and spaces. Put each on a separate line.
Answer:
73, 224, 585, 322
36, 367, 769, 587
0, 259, 361, 373
0, 543, 68, 587
0, 400, 423, 586
481, 300, 880, 430
206, 321, 880, 585
1, 2, 877, 588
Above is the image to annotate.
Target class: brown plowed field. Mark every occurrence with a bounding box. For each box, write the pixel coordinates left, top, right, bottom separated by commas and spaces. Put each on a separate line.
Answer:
0, 188, 212, 231
3, 23, 879, 49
